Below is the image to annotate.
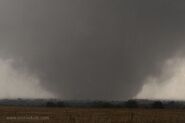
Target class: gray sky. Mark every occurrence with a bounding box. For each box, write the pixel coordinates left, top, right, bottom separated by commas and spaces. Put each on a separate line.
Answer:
0, 0, 185, 100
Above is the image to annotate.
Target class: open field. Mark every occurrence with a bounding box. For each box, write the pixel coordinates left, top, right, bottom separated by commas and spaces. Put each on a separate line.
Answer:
0, 107, 185, 123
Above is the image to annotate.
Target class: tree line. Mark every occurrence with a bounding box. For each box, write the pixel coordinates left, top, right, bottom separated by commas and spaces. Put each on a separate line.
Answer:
46, 100, 165, 109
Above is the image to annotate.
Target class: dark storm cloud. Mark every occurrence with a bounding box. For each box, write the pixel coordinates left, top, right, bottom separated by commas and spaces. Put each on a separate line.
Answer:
0, 0, 185, 100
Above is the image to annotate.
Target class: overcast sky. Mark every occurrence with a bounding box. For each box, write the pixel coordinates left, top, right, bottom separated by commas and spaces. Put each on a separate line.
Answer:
0, 0, 185, 100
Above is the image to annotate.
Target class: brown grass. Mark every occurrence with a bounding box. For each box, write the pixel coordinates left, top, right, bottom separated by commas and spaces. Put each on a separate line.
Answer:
0, 107, 184, 123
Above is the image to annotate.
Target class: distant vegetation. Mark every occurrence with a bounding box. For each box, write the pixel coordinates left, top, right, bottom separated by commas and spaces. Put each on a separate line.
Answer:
125, 100, 138, 108
46, 101, 65, 107
152, 101, 164, 109
0, 99, 184, 109
44, 99, 184, 109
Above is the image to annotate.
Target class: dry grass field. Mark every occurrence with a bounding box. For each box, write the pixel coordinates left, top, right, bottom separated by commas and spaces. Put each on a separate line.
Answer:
0, 107, 185, 123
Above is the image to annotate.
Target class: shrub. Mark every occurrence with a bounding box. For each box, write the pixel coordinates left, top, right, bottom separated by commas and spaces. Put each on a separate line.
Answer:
125, 100, 138, 108
57, 101, 65, 107
46, 101, 56, 107
152, 101, 164, 109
